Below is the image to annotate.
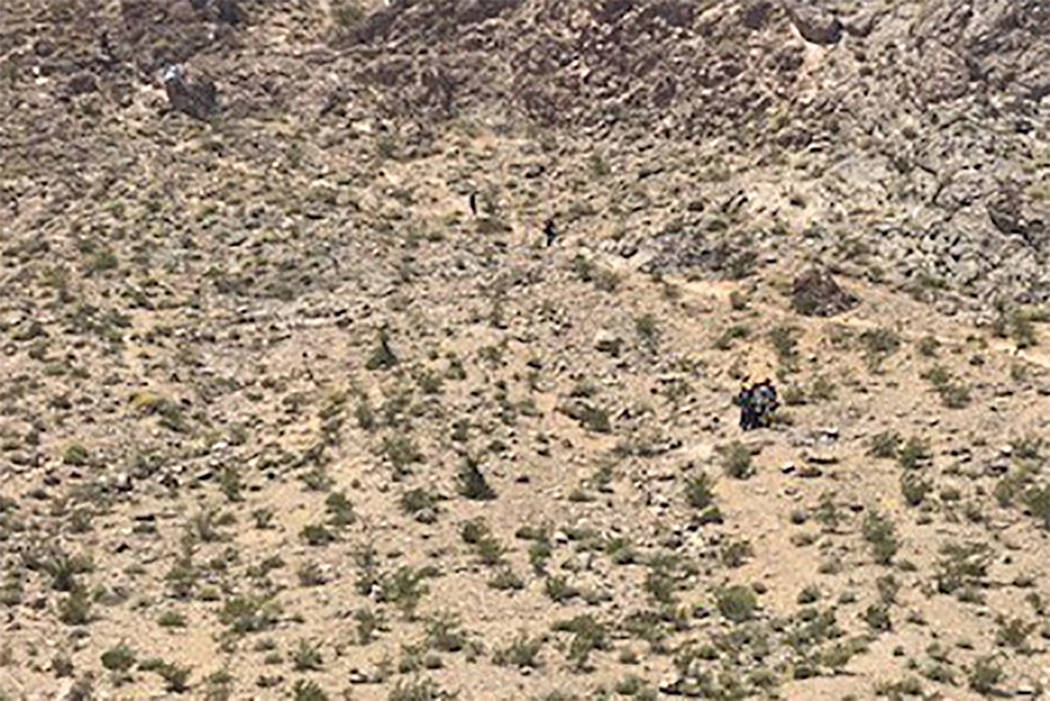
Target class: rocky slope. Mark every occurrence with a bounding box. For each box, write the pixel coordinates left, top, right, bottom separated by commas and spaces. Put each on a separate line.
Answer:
4, 1, 1050, 311
2, 1, 1050, 700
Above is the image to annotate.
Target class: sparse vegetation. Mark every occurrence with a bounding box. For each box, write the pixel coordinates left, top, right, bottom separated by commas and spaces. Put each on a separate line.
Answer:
718, 442, 755, 480
862, 511, 900, 566
715, 585, 758, 623
1, 7, 1045, 698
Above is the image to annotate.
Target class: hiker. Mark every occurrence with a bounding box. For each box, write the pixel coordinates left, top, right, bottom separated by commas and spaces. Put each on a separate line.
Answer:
736, 378, 779, 431
736, 382, 757, 431
544, 218, 558, 247
752, 379, 779, 428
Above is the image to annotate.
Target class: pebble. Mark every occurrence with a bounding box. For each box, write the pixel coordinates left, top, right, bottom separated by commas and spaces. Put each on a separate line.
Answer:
114, 472, 132, 492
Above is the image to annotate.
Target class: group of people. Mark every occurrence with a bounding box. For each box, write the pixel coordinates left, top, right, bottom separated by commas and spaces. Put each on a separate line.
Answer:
736, 378, 779, 431
468, 192, 558, 247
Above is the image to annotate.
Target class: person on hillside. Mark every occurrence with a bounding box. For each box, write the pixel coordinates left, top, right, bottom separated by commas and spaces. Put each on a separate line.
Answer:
736, 378, 778, 431
544, 218, 558, 247
736, 381, 757, 430
752, 378, 779, 428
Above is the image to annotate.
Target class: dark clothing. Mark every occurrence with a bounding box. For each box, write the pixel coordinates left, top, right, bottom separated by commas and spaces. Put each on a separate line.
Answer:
737, 381, 778, 431
544, 218, 558, 247
736, 388, 757, 430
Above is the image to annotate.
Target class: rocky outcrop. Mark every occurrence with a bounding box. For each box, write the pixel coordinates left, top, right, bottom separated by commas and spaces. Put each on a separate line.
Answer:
5, 0, 1050, 306
792, 268, 860, 317
914, 0, 1050, 103
986, 182, 1050, 251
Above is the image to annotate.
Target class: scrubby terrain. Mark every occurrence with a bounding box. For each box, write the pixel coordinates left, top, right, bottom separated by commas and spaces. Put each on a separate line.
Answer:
2, 1, 1050, 699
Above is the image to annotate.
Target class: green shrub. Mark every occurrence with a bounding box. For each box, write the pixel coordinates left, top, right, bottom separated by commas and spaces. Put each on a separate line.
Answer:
719, 442, 754, 479
862, 512, 899, 565
715, 585, 757, 623
456, 457, 496, 500
101, 643, 136, 672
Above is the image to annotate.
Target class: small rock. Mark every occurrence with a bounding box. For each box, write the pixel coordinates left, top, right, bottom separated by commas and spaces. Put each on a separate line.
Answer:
414, 508, 437, 524
986, 462, 1010, 476
67, 73, 98, 96
659, 676, 685, 695
781, 462, 796, 474
593, 329, 623, 355
114, 472, 132, 492
798, 465, 823, 478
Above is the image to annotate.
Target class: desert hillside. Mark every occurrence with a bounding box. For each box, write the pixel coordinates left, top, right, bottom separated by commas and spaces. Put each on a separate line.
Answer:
2, 1, 1050, 700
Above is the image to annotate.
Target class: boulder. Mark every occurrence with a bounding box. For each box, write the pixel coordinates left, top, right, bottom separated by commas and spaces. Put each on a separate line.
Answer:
215, 0, 244, 24
66, 73, 98, 96
161, 64, 217, 120
791, 267, 859, 317
741, 0, 774, 30
784, 1, 842, 45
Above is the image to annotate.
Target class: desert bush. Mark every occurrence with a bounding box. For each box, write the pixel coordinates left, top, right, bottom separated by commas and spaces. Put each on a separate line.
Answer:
719, 442, 755, 479
456, 456, 496, 500
862, 512, 899, 565
715, 585, 757, 623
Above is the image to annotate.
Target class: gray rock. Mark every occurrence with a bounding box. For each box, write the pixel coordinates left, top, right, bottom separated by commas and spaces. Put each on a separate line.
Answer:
161, 64, 217, 120
67, 73, 98, 96
740, 0, 774, 30
785, 2, 843, 44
